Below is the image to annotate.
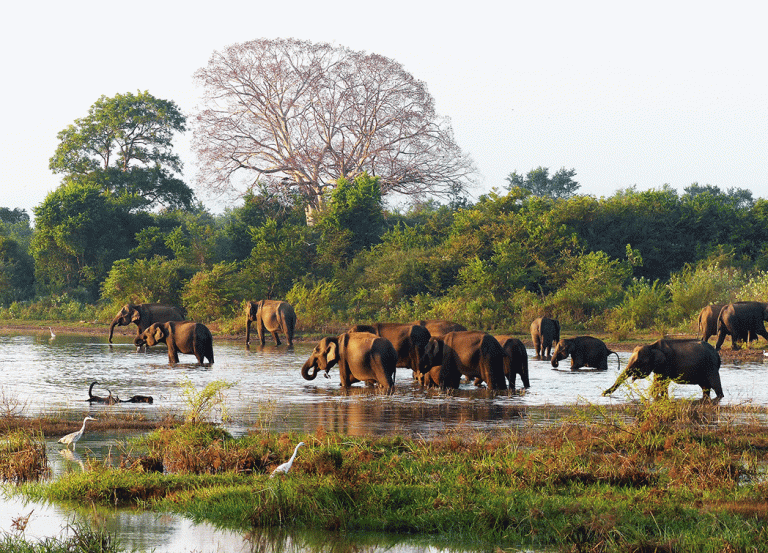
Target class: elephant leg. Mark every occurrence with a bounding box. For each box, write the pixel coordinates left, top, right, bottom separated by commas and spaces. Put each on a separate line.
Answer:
714, 329, 727, 351
258, 322, 267, 346
272, 330, 282, 346
167, 345, 180, 364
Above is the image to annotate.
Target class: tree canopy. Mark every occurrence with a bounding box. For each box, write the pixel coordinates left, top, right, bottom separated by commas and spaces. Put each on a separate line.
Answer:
49, 91, 193, 211
506, 167, 580, 199
192, 38, 476, 221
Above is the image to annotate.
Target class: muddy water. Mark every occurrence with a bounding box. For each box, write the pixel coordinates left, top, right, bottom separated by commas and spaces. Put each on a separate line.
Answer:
1, 329, 766, 552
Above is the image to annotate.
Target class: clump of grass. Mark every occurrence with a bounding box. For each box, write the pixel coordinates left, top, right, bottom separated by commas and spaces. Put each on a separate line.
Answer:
179, 377, 234, 423
0, 429, 48, 482
0, 520, 121, 552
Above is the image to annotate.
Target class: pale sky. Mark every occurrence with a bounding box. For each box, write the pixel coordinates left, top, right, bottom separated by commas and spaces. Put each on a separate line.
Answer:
2, 0, 766, 221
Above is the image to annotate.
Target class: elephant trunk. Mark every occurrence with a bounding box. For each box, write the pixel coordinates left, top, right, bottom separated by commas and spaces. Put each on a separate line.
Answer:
551, 357, 560, 368
108, 318, 121, 343
602, 370, 628, 396
302, 359, 321, 380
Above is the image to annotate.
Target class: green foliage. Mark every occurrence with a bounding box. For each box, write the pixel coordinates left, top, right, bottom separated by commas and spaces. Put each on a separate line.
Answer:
607, 278, 670, 335
100, 256, 192, 307
179, 377, 234, 423
666, 261, 745, 322
31, 183, 134, 300
285, 279, 344, 331
316, 173, 385, 265
182, 262, 247, 320
551, 251, 632, 323
737, 270, 768, 301
242, 219, 312, 300
506, 166, 580, 198
49, 90, 191, 211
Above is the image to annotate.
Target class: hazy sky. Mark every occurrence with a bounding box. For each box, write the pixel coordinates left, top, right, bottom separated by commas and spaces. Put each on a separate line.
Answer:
2, 0, 765, 220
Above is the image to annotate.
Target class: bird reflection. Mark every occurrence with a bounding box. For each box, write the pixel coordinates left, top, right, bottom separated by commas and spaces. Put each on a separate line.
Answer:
60, 448, 86, 471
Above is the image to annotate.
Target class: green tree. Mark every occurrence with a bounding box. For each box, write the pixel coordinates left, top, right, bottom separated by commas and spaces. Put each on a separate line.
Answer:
49, 90, 192, 211
316, 173, 385, 266
32, 183, 134, 298
506, 167, 580, 199
101, 255, 192, 307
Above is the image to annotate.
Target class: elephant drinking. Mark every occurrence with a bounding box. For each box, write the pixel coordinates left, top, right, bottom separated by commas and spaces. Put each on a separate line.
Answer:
302, 332, 397, 390
108, 303, 185, 343
551, 336, 619, 371
134, 321, 214, 365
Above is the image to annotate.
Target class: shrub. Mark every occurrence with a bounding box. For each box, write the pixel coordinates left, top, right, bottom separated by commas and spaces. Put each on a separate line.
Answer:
101, 256, 193, 307
181, 261, 247, 321
736, 270, 768, 301
607, 278, 670, 333
286, 279, 345, 332
666, 262, 745, 323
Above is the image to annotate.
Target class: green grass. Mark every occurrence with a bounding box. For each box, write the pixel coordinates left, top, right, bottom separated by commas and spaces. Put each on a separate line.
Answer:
17, 401, 768, 552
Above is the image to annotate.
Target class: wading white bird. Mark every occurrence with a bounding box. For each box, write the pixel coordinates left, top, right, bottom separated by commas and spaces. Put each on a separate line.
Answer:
49, 327, 56, 340
270, 442, 305, 478
58, 416, 96, 450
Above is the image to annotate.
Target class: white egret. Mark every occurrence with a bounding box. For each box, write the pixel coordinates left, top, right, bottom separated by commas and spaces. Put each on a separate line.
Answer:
270, 441, 305, 478
58, 416, 96, 450
49, 327, 56, 340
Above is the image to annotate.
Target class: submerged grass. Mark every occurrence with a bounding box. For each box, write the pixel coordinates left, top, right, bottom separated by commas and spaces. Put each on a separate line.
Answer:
16, 400, 768, 552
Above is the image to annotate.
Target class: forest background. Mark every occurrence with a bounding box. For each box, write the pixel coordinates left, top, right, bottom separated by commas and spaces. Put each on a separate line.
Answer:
0, 87, 766, 340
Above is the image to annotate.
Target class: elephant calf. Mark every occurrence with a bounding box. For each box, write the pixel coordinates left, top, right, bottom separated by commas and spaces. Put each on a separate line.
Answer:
530, 316, 560, 360
135, 321, 214, 365
493, 335, 530, 390
551, 336, 619, 371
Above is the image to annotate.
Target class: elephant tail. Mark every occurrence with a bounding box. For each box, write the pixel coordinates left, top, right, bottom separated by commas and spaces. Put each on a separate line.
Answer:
608, 350, 621, 372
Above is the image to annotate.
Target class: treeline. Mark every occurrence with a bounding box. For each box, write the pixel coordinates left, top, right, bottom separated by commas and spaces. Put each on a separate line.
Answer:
1, 177, 766, 337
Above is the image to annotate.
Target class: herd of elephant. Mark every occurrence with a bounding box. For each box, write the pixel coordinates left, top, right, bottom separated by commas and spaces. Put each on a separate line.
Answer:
106, 299, 768, 402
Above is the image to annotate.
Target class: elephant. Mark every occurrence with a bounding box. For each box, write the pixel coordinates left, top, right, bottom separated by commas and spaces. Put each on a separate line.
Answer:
715, 301, 768, 350
602, 339, 723, 401
698, 304, 726, 343
134, 321, 214, 365
301, 332, 397, 390
551, 336, 619, 371
493, 335, 530, 390
411, 319, 467, 338
108, 303, 185, 343
530, 316, 560, 360
349, 323, 431, 375
245, 300, 296, 346
419, 331, 507, 391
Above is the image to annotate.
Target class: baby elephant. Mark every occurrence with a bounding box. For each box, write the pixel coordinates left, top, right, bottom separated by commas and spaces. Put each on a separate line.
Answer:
135, 321, 214, 365
551, 336, 619, 371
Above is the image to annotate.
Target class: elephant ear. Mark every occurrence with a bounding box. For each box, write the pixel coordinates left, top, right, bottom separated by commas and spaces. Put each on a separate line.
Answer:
131, 309, 141, 323
153, 325, 165, 342
326, 340, 339, 364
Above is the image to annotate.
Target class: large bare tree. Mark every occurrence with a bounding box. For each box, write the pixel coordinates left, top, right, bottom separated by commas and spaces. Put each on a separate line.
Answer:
192, 38, 476, 222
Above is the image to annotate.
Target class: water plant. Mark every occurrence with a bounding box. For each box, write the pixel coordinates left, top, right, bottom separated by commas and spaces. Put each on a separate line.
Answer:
0, 428, 47, 482
178, 377, 234, 423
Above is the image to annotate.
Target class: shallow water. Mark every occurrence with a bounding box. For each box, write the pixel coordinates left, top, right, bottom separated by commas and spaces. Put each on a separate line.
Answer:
1, 329, 766, 551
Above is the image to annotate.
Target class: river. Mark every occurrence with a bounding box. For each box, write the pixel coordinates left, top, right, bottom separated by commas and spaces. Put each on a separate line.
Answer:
0, 329, 765, 551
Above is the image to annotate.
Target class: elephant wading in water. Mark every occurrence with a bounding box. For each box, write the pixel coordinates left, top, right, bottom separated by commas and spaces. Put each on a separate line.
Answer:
245, 300, 296, 346
134, 321, 214, 365
602, 339, 723, 401
419, 331, 507, 391
301, 333, 397, 390
715, 301, 768, 351
349, 323, 431, 375
493, 335, 530, 390
530, 316, 560, 360
551, 336, 619, 371
108, 303, 185, 343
